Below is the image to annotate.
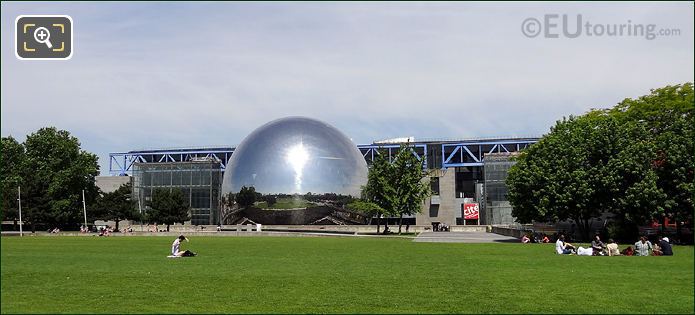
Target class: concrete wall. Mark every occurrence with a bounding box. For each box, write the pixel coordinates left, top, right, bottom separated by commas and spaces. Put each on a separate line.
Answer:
417, 169, 459, 226
112, 224, 436, 233
59, 224, 492, 234
95, 176, 130, 193
450, 225, 488, 232
491, 226, 531, 238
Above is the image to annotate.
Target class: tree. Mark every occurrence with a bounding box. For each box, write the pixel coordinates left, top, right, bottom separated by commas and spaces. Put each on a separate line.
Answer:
507, 113, 663, 241
236, 186, 257, 208
507, 84, 694, 241
1, 136, 25, 226
610, 83, 694, 240
146, 189, 190, 232
265, 195, 277, 207
362, 149, 396, 234
93, 182, 139, 231
347, 199, 384, 226
19, 128, 100, 231
391, 143, 430, 234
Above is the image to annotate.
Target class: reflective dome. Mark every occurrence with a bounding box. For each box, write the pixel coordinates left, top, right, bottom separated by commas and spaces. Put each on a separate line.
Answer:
222, 117, 368, 198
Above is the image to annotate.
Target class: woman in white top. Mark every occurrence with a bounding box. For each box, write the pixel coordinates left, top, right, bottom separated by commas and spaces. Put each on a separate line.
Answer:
171, 235, 187, 257
555, 235, 575, 254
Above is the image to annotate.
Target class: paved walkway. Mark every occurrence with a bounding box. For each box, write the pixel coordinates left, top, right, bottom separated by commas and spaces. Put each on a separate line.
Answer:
413, 231, 518, 243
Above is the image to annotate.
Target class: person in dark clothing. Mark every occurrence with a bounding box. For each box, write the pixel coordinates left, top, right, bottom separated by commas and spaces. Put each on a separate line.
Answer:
591, 235, 606, 256
659, 237, 673, 256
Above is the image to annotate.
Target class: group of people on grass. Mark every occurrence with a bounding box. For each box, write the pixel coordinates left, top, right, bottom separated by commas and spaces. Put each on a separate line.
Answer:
631, 235, 673, 256
521, 233, 550, 243
554, 234, 673, 256
98, 226, 114, 236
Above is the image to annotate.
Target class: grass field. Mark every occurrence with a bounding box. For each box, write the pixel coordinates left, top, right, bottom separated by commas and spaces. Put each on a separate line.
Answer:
256, 197, 315, 209
2, 236, 693, 314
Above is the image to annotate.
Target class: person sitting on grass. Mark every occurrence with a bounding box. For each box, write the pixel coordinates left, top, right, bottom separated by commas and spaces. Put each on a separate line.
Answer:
542, 234, 550, 243
591, 235, 606, 256
555, 235, 575, 255
634, 236, 653, 256
606, 239, 620, 256
521, 235, 530, 243
659, 237, 673, 256
652, 242, 662, 256
171, 235, 196, 257
620, 246, 634, 256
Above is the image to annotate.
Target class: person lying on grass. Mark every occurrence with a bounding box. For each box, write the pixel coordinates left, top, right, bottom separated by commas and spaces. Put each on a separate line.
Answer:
171, 235, 196, 257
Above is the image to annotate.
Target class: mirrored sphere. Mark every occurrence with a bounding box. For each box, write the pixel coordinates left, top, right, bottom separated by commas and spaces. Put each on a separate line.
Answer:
222, 117, 368, 198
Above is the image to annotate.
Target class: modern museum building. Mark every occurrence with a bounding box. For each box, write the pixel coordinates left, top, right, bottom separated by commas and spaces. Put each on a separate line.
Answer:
99, 117, 539, 227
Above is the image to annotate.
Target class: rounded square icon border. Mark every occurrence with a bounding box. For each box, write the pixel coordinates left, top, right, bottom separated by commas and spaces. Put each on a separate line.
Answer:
15, 14, 73, 60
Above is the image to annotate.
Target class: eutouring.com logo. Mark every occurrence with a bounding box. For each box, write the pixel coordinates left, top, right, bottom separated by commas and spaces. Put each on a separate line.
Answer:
521, 14, 681, 40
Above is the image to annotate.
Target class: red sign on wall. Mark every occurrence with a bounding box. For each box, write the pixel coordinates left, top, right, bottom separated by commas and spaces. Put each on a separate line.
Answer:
463, 203, 479, 219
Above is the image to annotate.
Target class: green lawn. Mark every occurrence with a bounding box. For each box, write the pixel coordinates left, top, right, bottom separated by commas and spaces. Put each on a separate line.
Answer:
1, 236, 693, 314
256, 197, 315, 209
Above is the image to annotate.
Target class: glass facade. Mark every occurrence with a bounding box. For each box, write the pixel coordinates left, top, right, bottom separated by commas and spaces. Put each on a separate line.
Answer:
483, 153, 518, 225
454, 167, 483, 199
132, 161, 222, 225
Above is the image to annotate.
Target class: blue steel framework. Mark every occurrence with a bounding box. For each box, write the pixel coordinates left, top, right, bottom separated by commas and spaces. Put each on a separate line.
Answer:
356, 144, 428, 166
109, 147, 234, 176
440, 140, 537, 168
109, 139, 539, 175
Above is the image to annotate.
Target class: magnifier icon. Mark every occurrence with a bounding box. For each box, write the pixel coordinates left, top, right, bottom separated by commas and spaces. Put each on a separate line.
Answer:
33, 27, 53, 49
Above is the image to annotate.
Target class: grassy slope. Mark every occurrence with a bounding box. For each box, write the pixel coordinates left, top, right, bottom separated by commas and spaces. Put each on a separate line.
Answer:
1, 236, 693, 314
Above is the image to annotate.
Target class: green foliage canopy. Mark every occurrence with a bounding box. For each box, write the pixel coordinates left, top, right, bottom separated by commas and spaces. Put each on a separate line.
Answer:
507, 83, 693, 241
1, 128, 100, 230
146, 188, 191, 231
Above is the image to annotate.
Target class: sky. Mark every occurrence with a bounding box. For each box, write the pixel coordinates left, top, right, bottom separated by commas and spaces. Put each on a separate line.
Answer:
2, 2, 693, 175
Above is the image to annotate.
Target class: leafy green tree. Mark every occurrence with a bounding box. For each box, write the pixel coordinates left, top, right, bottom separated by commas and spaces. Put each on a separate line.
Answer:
347, 199, 385, 226
610, 83, 694, 238
508, 84, 693, 241
362, 149, 396, 233
1, 136, 25, 225
93, 182, 139, 231
507, 113, 662, 241
236, 186, 257, 208
265, 195, 277, 207
392, 143, 430, 234
146, 189, 190, 232
20, 128, 99, 230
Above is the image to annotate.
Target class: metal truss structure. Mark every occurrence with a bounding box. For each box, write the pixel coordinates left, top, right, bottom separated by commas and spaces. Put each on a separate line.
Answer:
109, 139, 539, 175
109, 147, 234, 175
357, 144, 428, 165
440, 140, 537, 168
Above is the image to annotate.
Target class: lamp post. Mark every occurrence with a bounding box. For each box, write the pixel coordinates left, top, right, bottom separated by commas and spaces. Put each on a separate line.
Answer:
82, 189, 87, 229
17, 186, 23, 237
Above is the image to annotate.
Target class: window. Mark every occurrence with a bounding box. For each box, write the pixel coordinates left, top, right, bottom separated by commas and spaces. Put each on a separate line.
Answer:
430, 177, 440, 195
429, 204, 439, 217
